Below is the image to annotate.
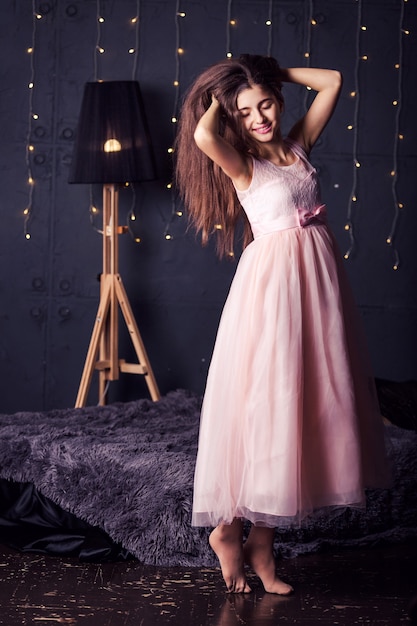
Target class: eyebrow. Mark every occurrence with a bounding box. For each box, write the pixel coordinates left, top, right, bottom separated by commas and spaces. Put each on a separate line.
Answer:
237, 97, 274, 111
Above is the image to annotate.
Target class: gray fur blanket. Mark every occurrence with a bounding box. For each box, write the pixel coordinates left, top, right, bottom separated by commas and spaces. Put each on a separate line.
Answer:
0, 390, 416, 566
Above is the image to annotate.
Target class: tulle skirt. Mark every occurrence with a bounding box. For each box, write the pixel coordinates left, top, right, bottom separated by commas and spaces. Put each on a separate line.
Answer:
192, 224, 391, 528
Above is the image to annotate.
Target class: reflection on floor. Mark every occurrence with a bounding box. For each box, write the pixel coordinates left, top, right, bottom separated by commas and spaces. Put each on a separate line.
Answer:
0, 541, 416, 625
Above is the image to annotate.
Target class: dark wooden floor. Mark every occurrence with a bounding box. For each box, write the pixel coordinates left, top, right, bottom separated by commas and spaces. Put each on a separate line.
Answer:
0, 540, 416, 625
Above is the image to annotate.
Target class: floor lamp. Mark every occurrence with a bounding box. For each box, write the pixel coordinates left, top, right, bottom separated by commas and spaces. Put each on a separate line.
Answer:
69, 80, 160, 407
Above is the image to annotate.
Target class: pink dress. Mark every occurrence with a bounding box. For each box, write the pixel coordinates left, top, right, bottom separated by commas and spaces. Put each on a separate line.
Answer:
192, 139, 391, 528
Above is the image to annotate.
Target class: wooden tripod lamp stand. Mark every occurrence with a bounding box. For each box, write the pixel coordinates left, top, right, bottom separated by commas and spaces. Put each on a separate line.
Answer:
69, 81, 160, 407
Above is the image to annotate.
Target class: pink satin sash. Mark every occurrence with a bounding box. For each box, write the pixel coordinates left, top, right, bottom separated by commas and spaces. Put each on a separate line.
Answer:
251, 204, 327, 239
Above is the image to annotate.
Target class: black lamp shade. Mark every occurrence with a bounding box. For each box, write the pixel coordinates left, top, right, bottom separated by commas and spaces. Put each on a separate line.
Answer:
69, 81, 157, 184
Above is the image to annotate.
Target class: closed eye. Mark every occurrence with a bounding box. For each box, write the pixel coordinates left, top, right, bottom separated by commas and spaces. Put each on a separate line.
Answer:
238, 98, 274, 117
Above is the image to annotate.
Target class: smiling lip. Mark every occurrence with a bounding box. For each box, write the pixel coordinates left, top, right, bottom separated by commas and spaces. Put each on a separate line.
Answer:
253, 123, 272, 135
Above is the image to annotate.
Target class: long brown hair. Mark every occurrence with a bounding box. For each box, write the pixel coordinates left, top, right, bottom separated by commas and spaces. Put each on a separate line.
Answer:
175, 54, 283, 258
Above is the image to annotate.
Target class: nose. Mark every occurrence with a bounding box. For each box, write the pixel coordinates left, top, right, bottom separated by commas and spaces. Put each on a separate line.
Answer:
254, 109, 266, 124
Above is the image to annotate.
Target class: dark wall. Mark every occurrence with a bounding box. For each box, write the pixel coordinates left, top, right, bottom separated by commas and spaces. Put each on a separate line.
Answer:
1, 0, 416, 412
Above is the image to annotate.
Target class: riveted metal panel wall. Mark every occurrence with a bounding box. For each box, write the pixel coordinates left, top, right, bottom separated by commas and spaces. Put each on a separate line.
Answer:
0, 0, 416, 411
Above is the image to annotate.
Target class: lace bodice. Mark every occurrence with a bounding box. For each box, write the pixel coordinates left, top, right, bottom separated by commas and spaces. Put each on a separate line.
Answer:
235, 139, 326, 238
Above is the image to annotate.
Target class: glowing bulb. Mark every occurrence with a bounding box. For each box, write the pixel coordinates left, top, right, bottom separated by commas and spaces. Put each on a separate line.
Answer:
392, 100, 398, 106
131, 17, 138, 24
177, 12, 186, 17
28, 145, 34, 152
361, 55, 368, 60
173, 80, 179, 87
177, 47, 184, 55
215, 224, 223, 230
104, 138, 122, 152
27, 47, 33, 54
128, 48, 135, 54
344, 252, 350, 259
230, 19, 236, 26
171, 116, 177, 123
306, 86, 312, 91
344, 224, 350, 231
352, 196, 357, 202
165, 234, 172, 240
398, 203, 404, 209
28, 82, 34, 89
311, 19, 317, 25
98, 16, 105, 23
28, 176, 34, 185
33, 114, 39, 120
35, 13, 42, 20
393, 264, 399, 270
23, 208, 29, 215
402, 29, 410, 35
130, 214, 136, 221
355, 161, 361, 168
135, 237, 141, 243
167, 147, 174, 154
25, 233, 31, 239
304, 52, 310, 58
226, 52, 233, 58
398, 134, 404, 140
395, 63, 400, 69
390, 170, 396, 177
166, 183, 172, 189
347, 124, 353, 130
176, 211, 183, 217
350, 91, 356, 97
97, 46, 105, 54
361, 25, 367, 30
386, 237, 392, 244
266, 20, 272, 26
91, 206, 99, 214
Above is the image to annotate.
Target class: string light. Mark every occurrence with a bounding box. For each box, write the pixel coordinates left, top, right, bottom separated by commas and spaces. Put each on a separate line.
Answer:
266, 0, 273, 56
344, 0, 363, 260
304, 0, 313, 62
303, 0, 314, 111
94, 0, 104, 80
89, 187, 103, 235
125, 0, 142, 242
84, 0, 106, 235
86, 1, 107, 239
226, 0, 233, 58
163, 0, 185, 242
24, 0, 39, 241
385, 0, 408, 271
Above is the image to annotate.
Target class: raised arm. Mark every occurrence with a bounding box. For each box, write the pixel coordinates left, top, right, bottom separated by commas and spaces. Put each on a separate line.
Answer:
282, 67, 342, 153
193, 96, 251, 189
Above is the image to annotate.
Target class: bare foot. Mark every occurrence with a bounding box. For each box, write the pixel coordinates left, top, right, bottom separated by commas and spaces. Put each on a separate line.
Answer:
209, 525, 252, 593
243, 539, 293, 595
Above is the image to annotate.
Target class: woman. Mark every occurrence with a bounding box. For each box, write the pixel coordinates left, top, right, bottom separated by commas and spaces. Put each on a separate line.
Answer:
175, 54, 391, 594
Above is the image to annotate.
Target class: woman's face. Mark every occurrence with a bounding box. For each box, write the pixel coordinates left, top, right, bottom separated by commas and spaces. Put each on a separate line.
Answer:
236, 84, 282, 144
